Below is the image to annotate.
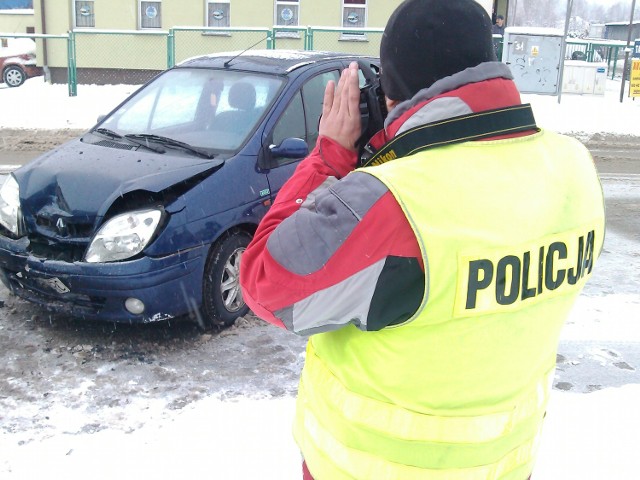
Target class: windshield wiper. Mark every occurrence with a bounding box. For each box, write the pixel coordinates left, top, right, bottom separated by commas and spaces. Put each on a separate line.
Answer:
93, 127, 123, 139
124, 134, 215, 159
93, 127, 165, 153
121, 134, 166, 154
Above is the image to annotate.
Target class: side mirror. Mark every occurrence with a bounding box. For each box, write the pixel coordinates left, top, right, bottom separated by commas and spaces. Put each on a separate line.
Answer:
269, 137, 309, 159
96, 115, 106, 123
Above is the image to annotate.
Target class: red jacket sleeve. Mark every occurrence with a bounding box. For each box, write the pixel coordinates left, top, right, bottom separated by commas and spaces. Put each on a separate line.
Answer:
240, 136, 357, 327
239, 136, 423, 333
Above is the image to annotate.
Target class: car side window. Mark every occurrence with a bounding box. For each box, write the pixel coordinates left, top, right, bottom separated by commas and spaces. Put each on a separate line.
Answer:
358, 68, 367, 88
302, 70, 340, 150
270, 69, 339, 167
271, 92, 306, 166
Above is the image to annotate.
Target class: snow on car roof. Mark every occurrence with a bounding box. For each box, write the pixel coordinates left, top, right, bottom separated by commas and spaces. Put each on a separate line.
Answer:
178, 49, 370, 74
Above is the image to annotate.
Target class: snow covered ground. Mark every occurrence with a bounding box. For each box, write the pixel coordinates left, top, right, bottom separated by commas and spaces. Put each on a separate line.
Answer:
0, 75, 639, 479
0, 72, 639, 136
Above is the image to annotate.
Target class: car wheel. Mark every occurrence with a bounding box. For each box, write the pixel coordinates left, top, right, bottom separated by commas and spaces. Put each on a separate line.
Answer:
3, 66, 26, 88
201, 230, 251, 328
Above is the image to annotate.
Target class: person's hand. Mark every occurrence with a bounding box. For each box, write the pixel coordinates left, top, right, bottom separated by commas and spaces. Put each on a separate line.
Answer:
319, 62, 361, 151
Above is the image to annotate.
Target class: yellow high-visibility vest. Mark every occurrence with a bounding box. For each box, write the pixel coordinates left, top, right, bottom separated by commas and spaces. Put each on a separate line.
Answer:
294, 130, 605, 480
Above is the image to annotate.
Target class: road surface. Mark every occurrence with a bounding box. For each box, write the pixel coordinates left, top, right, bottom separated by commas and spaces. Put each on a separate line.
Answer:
0, 128, 637, 446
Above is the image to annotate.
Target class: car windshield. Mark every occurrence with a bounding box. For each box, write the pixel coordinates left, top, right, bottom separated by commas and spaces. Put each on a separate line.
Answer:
99, 68, 284, 152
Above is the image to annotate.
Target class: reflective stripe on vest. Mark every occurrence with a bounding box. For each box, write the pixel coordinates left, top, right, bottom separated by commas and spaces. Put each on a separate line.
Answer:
301, 343, 553, 445
297, 379, 541, 480
295, 344, 551, 479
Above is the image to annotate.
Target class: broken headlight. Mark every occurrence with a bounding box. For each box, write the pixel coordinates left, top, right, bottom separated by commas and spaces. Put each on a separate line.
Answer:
85, 208, 163, 263
0, 174, 22, 236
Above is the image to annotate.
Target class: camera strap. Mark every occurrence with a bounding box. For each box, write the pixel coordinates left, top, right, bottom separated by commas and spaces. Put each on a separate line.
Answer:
360, 104, 538, 168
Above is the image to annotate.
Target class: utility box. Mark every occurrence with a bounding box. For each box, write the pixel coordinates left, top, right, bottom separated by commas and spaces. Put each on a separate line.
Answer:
502, 27, 563, 95
562, 61, 607, 95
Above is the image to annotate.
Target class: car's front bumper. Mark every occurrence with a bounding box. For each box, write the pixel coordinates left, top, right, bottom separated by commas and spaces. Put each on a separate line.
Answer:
0, 235, 209, 323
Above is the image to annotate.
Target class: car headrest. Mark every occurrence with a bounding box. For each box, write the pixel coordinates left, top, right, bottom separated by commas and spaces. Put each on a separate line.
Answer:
228, 82, 256, 111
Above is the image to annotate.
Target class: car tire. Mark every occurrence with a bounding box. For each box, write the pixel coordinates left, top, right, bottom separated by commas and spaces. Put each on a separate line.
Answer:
201, 230, 251, 328
3, 66, 26, 88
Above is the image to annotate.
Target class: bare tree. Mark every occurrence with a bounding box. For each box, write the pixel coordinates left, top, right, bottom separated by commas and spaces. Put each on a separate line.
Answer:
508, 0, 638, 27
594, 1, 639, 22
510, 0, 564, 27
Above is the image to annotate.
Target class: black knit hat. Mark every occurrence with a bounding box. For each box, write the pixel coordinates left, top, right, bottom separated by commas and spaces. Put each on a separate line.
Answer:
380, 0, 497, 101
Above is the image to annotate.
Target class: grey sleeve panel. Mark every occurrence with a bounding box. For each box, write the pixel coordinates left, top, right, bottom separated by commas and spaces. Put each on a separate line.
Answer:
276, 258, 386, 335
384, 61, 512, 127
395, 97, 473, 135
267, 172, 389, 275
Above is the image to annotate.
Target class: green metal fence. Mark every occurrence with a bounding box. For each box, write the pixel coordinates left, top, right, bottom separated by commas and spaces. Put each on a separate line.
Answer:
272, 26, 309, 51
307, 27, 383, 56
72, 29, 168, 86
0, 32, 72, 94
3, 28, 626, 97
565, 39, 627, 79
169, 27, 273, 67
492, 34, 504, 62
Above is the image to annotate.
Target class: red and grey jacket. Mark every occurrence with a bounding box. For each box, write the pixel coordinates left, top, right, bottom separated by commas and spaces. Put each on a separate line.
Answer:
239, 62, 530, 334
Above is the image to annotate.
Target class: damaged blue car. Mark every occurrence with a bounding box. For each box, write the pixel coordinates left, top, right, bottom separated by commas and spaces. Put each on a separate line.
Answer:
0, 50, 381, 327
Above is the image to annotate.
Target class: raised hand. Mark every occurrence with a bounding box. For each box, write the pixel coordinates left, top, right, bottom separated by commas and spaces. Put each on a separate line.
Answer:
318, 62, 362, 152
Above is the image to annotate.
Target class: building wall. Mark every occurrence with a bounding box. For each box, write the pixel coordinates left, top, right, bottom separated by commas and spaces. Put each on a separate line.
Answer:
32, 0, 496, 83
0, 10, 34, 32
604, 23, 640, 43
35, 0, 494, 34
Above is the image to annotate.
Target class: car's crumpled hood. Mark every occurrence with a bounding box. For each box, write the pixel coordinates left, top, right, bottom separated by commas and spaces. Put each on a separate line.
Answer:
14, 139, 224, 228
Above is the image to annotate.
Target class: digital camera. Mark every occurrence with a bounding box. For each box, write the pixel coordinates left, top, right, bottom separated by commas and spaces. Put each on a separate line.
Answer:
357, 77, 388, 165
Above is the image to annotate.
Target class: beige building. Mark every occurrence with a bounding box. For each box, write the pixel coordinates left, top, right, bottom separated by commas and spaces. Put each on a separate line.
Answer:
35, 1, 496, 32
0, 8, 34, 33
3, 0, 508, 84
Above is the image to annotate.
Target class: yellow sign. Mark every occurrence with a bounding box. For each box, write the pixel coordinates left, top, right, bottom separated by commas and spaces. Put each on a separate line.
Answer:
531, 46, 539, 57
631, 59, 640, 98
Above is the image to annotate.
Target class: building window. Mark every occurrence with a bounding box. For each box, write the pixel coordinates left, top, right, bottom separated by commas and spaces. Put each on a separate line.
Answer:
207, 1, 230, 28
275, 0, 299, 27
342, 0, 366, 29
140, 1, 162, 29
74, 1, 95, 28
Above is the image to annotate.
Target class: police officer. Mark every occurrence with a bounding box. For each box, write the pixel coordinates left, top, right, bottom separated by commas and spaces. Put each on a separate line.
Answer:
240, 1, 605, 478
